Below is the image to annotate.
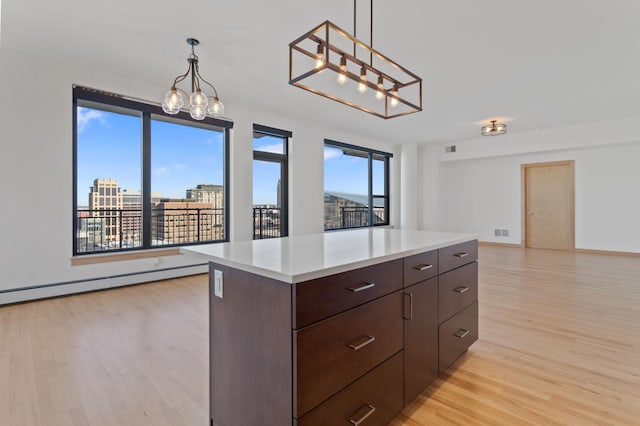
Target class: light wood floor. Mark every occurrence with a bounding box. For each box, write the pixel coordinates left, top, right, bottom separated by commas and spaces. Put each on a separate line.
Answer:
2, 246, 639, 425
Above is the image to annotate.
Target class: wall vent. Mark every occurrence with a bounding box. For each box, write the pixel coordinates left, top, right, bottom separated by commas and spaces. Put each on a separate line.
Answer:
445, 145, 456, 153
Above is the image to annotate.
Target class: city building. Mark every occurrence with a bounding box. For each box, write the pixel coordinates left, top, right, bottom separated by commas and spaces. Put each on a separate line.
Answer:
153, 199, 224, 244
88, 178, 123, 245
323, 191, 385, 229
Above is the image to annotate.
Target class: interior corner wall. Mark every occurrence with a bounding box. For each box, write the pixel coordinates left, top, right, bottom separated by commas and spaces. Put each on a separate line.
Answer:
0, 45, 395, 302
399, 143, 418, 230
423, 139, 640, 253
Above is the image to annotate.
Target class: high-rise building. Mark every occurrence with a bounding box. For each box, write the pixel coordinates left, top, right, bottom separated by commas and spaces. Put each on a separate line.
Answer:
88, 178, 123, 243
186, 184, 224, 228
186, 184, 224, 208
277, 179, 281, 209
153, 199, 224, 244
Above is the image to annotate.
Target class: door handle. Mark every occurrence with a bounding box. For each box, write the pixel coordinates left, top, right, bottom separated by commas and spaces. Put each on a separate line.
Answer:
528, 211, 534, 215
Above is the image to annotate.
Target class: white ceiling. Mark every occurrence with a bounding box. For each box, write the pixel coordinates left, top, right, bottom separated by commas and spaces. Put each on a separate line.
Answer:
3, 0, 640, 145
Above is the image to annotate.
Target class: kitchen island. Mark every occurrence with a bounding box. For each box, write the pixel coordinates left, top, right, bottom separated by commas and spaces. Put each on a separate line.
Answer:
182, 228, 478, 426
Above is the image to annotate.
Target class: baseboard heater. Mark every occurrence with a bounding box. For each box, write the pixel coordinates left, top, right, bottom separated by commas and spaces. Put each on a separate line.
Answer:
0, 264, 208, 305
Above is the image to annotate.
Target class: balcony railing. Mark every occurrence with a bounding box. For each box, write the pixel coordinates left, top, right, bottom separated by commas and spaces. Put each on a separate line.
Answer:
324, 206, 386, 230
75, 208, 224, 254
253, 207, 282, 239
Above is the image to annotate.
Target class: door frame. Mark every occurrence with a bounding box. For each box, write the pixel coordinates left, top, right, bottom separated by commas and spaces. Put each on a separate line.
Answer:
520, 160, 575, 250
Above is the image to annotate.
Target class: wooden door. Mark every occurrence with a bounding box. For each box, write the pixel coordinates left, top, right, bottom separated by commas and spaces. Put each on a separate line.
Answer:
522, 161, 575, 250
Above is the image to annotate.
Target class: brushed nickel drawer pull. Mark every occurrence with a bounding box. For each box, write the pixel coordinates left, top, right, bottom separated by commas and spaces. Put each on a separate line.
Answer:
347, 282, 376, 292
403, 292, 413, 321
348, 335, 376, 351
349, 404, 376, 425
455, 329, 470, 339
454, 252, 469, 258
454, 286, 470, 294
413, 264, 433, 271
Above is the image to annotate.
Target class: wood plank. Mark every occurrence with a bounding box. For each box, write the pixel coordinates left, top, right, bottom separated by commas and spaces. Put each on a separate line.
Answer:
2, 246, 640, 424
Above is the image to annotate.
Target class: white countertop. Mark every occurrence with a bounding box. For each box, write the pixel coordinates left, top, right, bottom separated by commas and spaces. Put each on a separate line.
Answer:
181, 228, 476, 283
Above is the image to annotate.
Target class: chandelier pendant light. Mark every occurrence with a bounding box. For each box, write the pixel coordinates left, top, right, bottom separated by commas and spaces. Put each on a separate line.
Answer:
288, 0, 422, 119
162, 38, 224, 120
481, 120, 507, 136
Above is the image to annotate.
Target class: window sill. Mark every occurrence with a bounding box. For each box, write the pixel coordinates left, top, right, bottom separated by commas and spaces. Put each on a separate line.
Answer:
71, 248, 182, 266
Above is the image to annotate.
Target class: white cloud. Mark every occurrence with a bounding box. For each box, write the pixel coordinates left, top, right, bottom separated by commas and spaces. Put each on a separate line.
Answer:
77, 108, 106, 133
173, 163, 187, 170
324, 147, 342, 160
154, 167, 168, 177
257, 143, 284, 154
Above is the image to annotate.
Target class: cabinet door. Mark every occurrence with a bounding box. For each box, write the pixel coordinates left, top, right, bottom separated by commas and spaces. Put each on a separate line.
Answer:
403, 277, 438, 405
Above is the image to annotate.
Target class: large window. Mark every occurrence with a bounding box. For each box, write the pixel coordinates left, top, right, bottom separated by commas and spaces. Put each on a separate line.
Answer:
252, 124, 291, 239
73, 86, 231, 255
324, 140, 391, 230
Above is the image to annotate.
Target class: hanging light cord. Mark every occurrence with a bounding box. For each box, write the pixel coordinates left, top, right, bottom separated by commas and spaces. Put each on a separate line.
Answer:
353, 0, 375, 65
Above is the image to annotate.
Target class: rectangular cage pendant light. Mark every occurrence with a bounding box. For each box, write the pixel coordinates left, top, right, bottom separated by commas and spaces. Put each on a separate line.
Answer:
289, 17, 422, 119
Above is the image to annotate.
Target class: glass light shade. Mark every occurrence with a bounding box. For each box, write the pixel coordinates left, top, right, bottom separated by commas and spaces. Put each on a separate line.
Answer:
481, 121, 507, 136
190, 104, 207, 120
207, 97, 224, 116
337, 72, 347, 85
162, 89, 184, 114
190, 89, 208, 107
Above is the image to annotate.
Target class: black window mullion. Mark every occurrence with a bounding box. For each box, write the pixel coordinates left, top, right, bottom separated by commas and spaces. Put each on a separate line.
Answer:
384, 156, 390, 224
224, 128, 231, 241
142, 112, 152, 248
72, 95, 79, 255
368, 153, 374, 227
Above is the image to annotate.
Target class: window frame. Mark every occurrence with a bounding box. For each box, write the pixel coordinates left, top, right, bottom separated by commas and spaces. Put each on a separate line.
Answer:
323, 139, 392, 231
252, 124, 291, 239
72, 85, 233, 256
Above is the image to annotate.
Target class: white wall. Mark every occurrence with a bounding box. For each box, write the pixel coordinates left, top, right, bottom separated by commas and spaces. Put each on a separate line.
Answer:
419, 124, 640, 253
0, 45, 396, 301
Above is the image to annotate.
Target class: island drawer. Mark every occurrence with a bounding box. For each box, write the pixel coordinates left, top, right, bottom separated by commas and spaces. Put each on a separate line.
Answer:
293, 259, 403, 329
294, 291, 403, 418
439, 240, 478, 274
295, 352, 403, 426
439, 302, 478, 373
438, 261, 478, 323
403, 250, 438, 286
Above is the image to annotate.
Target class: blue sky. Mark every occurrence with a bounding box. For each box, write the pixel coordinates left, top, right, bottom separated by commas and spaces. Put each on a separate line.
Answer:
77, 107, 385, 206
77, 107, 224, 205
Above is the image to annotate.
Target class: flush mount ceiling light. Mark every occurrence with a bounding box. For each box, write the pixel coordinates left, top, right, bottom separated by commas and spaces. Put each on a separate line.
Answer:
162, 38, 224, 120
288, 0, 422, 119
481, 120, 507, 136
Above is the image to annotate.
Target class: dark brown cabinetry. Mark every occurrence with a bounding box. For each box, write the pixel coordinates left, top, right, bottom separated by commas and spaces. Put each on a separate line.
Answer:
403, 277, 438, 406
209, 239, 478, 426
437, 240, 479, 373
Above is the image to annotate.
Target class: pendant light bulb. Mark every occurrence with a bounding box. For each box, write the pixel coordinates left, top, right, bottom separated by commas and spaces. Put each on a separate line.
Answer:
390, 84, 399, 107
376, 76, 384, 100
358, 66, 368, 94
190, 89, 208, 108
162, 87, 184, 115
337, 55, 347, 85
207, 97, 224, 116
315, 43, 325, 70
190, 104, 207, 120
